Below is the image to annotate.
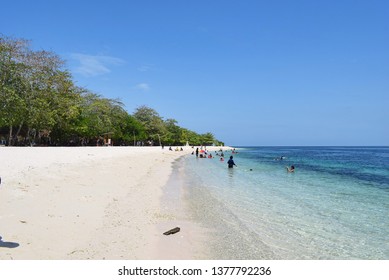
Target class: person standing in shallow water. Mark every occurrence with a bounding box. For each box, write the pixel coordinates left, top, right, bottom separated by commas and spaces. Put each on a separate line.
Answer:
227, 156, 236, 168
195, 148, 199, 157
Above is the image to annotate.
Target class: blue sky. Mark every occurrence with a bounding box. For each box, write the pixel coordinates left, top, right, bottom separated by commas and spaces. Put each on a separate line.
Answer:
1, 0, 388, 146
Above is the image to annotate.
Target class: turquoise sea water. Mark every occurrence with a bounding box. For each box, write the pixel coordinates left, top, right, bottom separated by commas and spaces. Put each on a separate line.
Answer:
176, 147, 389, 259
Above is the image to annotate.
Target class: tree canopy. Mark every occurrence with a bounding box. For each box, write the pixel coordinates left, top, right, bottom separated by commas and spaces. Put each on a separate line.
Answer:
0, 35, 224, 147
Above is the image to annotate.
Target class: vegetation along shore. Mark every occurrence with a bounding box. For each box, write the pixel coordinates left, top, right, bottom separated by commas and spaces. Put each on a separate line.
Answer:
0, 35, 224, 147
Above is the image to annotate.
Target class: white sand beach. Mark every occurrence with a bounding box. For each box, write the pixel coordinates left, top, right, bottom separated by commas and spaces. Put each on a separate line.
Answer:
0, 146, 218, 260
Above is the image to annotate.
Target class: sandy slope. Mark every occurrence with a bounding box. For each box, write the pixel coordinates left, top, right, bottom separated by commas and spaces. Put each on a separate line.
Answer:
0, 146, 209, 260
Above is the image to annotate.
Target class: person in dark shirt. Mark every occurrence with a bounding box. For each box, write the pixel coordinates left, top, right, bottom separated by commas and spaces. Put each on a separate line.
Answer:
227, 156, 236, 168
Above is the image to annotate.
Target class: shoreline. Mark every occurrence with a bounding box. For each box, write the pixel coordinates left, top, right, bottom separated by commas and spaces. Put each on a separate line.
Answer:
153, 156, 211, 259
0, 146, 229, 260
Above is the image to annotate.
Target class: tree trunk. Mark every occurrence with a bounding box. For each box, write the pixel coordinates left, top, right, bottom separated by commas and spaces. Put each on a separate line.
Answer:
15, 122, 24, 142
8, 125, 13, 146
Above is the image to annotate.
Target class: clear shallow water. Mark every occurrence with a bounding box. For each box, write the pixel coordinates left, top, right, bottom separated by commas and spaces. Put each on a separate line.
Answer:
177, 147, 389, 259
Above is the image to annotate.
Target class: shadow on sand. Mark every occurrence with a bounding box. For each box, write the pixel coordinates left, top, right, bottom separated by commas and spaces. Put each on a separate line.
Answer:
0, 236, 20, 249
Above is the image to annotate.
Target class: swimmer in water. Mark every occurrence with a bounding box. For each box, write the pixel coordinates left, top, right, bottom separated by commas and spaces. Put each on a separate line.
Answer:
286, 165, 295, 172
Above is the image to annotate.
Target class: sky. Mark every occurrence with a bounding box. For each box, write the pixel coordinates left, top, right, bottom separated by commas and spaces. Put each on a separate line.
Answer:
1, 0, 388, 146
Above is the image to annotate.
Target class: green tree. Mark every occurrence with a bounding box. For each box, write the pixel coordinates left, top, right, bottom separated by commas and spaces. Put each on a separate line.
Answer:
133, 105, 166, 145
74, 92, 116, 141
163, 118, 183, 145
22, 49, 68, 141
200, 132, 216, 146
180, 128, 202, 146
0, 36, 29, 144
113, 114, 146, 145
49, 82, 83, 145
1, 36, 76, 145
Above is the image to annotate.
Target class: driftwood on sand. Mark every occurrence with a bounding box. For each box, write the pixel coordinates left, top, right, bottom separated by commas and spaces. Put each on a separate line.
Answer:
163, 227, 180, 235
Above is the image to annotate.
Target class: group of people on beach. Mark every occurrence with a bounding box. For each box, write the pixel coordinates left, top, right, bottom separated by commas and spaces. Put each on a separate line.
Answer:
192, 147, 237, 169
168, 146, 184, 151
191, 147, 294, 172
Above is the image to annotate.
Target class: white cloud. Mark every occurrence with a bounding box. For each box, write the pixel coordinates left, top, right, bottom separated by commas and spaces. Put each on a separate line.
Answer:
70, 53, 125, 77
135, 83, 150, 91
137, 63, 155, 72
138, 65, 151, 72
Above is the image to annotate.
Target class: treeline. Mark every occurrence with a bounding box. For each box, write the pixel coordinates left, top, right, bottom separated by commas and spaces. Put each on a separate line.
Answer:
0, 36, 224, 147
